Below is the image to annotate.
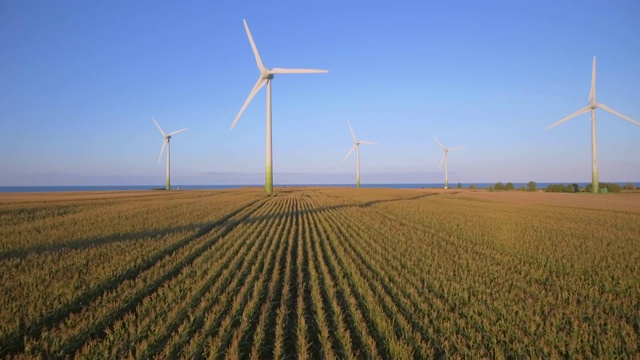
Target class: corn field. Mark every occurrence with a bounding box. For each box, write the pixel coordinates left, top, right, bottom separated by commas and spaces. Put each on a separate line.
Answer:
1, 188, 639, 358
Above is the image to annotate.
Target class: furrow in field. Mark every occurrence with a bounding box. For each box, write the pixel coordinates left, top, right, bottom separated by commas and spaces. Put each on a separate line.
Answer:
0, 198, 236, 331
299, 193, 350, 360
241, 198, 292, 359
322, 198, 497, 355
216, 196, 292, 359
122, 194, 282, 358
297, 194, 330, 359
316, 197, 442, 358
368, 202, 546, 302
248, 200, 296, 359
0, 227, 193, 339
302, 191, 536, 354
0, 191, 257, 257
280, 196, 304, 358
308, 194, 468, 346
294, 196, 312, 359
325, 190, 597, 355
269, 196, 298, 360
188, 195, 289, 359
76, 205, 254, 359
316, 196, 435, 358
18, 196, 269, 358
357, 201, 541, 352
312, 200, 383, 358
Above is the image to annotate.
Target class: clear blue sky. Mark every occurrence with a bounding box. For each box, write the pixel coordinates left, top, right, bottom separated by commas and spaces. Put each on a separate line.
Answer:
1, 1, 639, 186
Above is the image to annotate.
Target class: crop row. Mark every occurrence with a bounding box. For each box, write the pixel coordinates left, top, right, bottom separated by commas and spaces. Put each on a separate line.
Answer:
1, 187, 638, 357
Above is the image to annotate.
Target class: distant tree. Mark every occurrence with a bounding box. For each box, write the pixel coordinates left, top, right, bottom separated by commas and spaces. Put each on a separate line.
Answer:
544, 183, 580, 193
624, 182, 635, 190
495, 182, 505, 191
606, 183, 622, 193
488, 185, 495, 192
520, 185, 526, 191
505, 182, 515, 190
586, 182, 622, 193
546, 184, 572, 193
527, 181, 537, 192
457, 183, 462, 189
470, 183, 476, 189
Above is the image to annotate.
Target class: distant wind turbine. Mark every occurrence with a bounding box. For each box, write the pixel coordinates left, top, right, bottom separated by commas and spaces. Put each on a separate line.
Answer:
433, 136, 464, 189
153, 117, 187, 191
230, 19, 328, 194
546, 56, 639, 193
343, 121, 378, 188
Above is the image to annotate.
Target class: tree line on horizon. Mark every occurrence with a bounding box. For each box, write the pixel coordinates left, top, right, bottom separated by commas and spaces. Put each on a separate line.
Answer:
459, 181, 637, 193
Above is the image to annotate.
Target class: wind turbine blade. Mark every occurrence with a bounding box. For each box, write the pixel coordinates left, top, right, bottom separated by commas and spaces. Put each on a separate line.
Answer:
343, 144, 357, 161
598, 103, 640, 126
243, 19, 264, 70
158, 139, 168, 164
432, 135, 446, 150
589, 56, 596, 103
546, 106, 591, 130
437, 154, 445, 170
448, 146, 465, 151
270, 68, 328, 74
152, 117, 167, 137
359, 140, 379, 145
231, 77, 268, 130
347, 121, 357, 142
168, 128, 188, 136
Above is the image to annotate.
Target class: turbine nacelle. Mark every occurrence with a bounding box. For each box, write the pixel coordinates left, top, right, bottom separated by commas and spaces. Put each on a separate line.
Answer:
231, 19, 328, 194
151, 117, 187, 190
546, 56, 639, 193
260, 69, 274, 80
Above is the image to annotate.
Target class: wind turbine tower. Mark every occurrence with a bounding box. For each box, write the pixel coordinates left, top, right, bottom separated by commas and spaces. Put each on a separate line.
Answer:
343, 121, 378, 188
153, 117, 187, 191
230, 19, 328, 194
433, 135, 464, 189
546, 56, 639, 193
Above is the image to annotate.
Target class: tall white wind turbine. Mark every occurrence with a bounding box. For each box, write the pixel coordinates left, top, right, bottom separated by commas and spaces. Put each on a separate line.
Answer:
433, 136, 464, 189
547, 56, 639, 193
230, 19, 328, 194
343, 121, 378, 188
153, 117, 187, 191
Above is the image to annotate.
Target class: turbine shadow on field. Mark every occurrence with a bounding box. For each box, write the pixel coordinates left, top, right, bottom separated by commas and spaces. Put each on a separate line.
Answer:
242, 192, 439, 225
0, 225, 199, 261
0, 197, 266, 357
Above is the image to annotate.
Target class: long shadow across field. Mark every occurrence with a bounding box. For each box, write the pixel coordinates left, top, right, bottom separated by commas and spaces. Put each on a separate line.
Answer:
240, 192, 440, 226
1, 191, 439, 357
0, 193, 237, 261
0, 224, 200, 261
0, 197, 267, 357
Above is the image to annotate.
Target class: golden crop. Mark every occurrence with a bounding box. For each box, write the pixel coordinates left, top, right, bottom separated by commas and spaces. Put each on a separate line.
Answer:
1, 188, 638, 358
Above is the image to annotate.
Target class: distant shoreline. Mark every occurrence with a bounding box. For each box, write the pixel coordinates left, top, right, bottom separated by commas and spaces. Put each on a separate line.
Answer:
1, 182, 639, 193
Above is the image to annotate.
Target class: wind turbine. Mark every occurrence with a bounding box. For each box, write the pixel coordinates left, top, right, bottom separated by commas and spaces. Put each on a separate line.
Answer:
343, 121, 378, 188
152, 117, 187, 191
546, 56, 639, 193
433, 136, 464, 189
230, 19, 328, 194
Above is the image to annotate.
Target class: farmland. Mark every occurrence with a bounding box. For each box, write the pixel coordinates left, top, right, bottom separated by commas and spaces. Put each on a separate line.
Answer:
1, 188, 639, 358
